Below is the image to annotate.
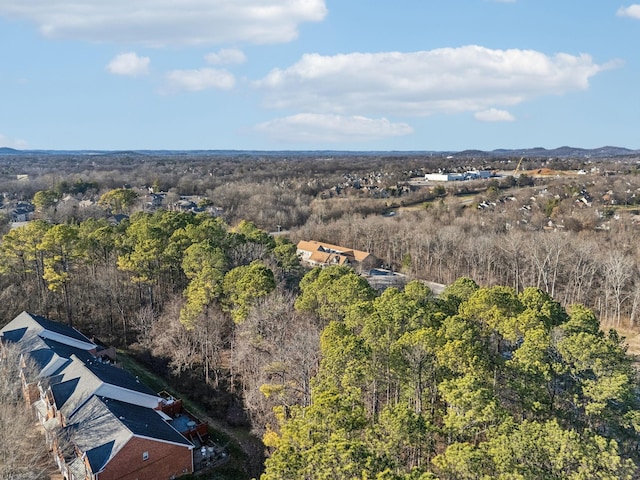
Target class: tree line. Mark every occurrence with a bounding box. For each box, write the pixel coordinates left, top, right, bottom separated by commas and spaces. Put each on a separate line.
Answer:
293, 181, 640, 327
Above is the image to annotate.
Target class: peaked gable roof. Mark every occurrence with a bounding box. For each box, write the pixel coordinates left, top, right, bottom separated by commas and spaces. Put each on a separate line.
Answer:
1, 311, 96, 352
28, 312, 94, 344
297, 240, 372, 262
51, 376, 82, 410
0, 325, 90, 380
308, 250, 349, 265
82, 356, 157, 397
49, 355, 161, 418
100, 396, 192, 447
33, 338, 95, 378
3, 312, 193, 476
68, 396, 192, 474
50, 356, 104, 417
68, 396, 133, 474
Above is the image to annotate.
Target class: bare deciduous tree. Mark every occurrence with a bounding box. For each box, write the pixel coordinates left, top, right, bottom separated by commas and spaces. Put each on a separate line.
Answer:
0, 343, 51, 479
232, 290, 320, 436
603, 250, 634, 326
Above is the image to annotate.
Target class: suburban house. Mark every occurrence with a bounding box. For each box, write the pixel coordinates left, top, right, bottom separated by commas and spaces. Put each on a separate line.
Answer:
61, 396, 194, 480
7, 200, 36, 222
0, 311, 217, 480
296, 240, 378, 271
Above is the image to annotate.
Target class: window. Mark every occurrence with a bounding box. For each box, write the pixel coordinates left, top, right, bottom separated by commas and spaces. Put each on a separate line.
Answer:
142, 451, 149, 461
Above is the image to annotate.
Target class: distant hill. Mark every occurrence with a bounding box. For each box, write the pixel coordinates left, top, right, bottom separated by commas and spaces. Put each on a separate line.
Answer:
0, 146, 638, 158
488, 146, 638, 158
0, 147, 22, 154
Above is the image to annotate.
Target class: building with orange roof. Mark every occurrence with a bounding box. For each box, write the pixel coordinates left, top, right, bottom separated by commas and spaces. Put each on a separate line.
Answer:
296, 240, 378, 271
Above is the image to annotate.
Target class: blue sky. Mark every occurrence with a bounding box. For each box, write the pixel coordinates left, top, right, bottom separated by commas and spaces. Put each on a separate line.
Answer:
0, 1, 639, 151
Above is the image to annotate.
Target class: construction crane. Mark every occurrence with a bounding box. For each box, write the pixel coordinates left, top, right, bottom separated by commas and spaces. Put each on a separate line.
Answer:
513, 157, 524, 176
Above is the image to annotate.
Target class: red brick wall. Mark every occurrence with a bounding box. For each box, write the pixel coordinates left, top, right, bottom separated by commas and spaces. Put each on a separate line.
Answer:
97, 437, 192, 480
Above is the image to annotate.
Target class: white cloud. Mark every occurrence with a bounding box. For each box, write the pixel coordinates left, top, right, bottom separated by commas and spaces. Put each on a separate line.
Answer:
617, 5, 640, 19
474, 108, 515, 122
164, 68, 235, 93
256, 113, 413, 143
0, 0, 327, 47
0, 133, 28, 149
255, 46, 607, 117
205, 48, 247, 65
106, 52, 150, 77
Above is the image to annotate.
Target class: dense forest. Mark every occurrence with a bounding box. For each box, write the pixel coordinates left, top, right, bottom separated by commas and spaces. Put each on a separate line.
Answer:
1, 150, 640, 478
263, 274, 640, 479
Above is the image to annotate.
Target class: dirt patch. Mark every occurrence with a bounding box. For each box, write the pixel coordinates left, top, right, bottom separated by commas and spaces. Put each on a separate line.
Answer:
620, 328, 640, 357
526, 168, 560, 176
603, 324, 640, 358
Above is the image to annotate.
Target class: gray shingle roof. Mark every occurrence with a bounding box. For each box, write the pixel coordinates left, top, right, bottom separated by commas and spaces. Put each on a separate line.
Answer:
0, 326, 28, 343
2, 312, 192, 476
48, 354, 161, 418
101, 396, 193, 446
0, 311, 94, 345
50, 356, 103, 417
0, 327, 88, 380
68, 396, 128, 473
28, 312, 94, 344
82, 356, 157, 396
67, 396, 192, 473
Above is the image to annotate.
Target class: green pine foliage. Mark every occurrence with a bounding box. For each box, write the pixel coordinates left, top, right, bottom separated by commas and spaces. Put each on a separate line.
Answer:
263, 278, 640, 479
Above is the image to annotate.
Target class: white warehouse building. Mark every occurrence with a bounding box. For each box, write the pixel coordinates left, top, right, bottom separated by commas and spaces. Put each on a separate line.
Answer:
425, 170, 492, 182
425, 173, 465, 182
